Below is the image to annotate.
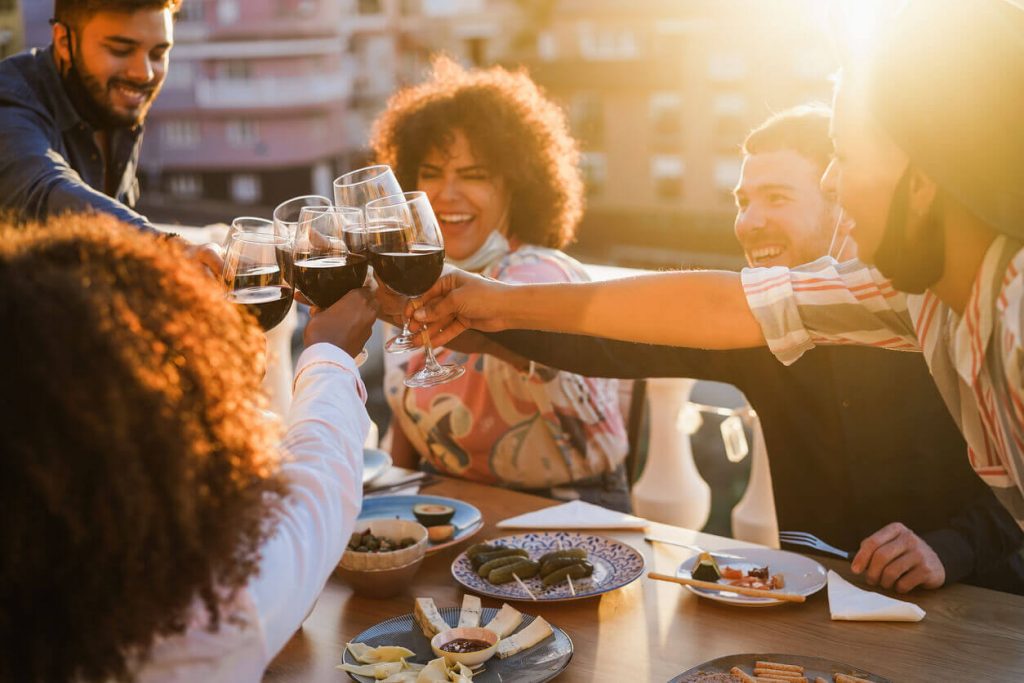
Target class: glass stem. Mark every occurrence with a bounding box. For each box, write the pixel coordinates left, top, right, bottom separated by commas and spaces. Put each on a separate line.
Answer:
410, 297, 442, 372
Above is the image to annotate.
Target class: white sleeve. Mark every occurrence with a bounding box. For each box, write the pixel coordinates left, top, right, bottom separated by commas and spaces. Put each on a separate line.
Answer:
249, 343, 368, 660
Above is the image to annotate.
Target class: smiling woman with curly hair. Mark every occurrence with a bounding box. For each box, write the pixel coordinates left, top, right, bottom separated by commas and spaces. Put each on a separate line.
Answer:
0, 214, 375, 682
370, 57, 630, 510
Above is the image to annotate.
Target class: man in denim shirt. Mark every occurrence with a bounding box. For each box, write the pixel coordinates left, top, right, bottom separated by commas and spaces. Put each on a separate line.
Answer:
0, 0, 179, 232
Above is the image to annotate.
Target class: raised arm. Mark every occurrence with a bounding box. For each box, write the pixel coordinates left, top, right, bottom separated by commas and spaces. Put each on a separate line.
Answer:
413, 268, 767, 350
0, 106, 154, 232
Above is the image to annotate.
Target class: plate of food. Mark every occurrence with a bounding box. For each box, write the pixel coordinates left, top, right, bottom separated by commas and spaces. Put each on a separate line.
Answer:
338, 595, 573, 683
358, 495, 483, 554
676, 547, 826, 607
669, 653, 891, 682
451, 531, 645, 602
363, 448, 393, 487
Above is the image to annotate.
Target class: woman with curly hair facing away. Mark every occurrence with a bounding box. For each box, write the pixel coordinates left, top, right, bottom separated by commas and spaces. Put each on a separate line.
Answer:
371, 57, 629, 509
0, 214, 376, 682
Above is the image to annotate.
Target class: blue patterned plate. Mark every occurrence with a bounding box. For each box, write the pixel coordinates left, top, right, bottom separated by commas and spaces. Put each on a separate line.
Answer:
358, 494, 483, 555
341, 606, 572, 683
451, 531, 645, 602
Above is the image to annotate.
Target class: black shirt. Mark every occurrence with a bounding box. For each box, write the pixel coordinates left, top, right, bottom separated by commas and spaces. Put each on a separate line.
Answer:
489, 330, 1024, 593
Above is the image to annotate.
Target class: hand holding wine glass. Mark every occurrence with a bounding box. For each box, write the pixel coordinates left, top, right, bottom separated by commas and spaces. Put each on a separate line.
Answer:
364, 191, 465, 387
292, 206, 368, 309
406, 267, 517, 347
222, 232, 294, 332
303, 288, 378, 359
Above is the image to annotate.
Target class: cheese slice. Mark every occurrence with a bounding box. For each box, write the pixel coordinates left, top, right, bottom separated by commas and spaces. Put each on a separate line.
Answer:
346, 642, 415, 664
483, 603, 522, 638
457, 594, 482, 628
415, 657, 450, 682
336, 661, 405, 678
413, 597, 450, 638
496, 616, 553, 659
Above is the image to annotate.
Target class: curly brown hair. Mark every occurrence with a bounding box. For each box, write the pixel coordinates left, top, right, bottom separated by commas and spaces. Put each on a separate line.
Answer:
370, 56, 583, 249
0, 214, 287, 682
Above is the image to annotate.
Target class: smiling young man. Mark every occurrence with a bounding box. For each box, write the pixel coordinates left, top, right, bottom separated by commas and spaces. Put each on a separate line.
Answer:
0, 0, 177, 231
481, 106, 1024, 594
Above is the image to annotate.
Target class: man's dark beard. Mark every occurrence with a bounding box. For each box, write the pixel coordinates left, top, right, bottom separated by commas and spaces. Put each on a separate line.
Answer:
872, 166, 946, 294
61, 35, 153, 130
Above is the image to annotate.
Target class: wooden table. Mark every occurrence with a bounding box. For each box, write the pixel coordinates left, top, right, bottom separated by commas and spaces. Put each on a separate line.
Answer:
265, 477, 1024, 682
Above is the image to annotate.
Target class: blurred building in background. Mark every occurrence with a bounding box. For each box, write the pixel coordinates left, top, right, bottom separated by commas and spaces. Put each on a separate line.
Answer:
22, 0, 835, 268
0, 0, 23, 60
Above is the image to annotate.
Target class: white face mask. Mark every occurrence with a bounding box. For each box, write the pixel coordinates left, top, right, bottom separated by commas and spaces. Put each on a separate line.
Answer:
445, 229, 511, 272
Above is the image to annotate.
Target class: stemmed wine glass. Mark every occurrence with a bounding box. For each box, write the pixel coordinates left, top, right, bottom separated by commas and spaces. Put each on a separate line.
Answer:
223, 231, 294, 332
226, 216, 275, 245
292, 206, 368, 309
364, 191, 465, 388
273, 195, 332, 244
334, 165, 414, 354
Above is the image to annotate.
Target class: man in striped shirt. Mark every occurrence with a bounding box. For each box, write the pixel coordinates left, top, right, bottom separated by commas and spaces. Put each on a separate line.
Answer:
410, 0, 1024, 538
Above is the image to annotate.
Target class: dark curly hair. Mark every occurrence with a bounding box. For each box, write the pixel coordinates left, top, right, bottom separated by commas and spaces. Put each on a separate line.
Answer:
55, 0, 183, 26
370, 56, 584, 249
0, 214, 287, 683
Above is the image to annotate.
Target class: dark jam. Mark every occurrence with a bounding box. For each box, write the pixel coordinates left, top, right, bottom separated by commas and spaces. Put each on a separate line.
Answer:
440, 638, 492, 654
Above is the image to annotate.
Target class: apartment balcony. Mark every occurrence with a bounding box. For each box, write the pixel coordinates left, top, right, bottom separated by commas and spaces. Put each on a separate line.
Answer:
194, 73, 353, 110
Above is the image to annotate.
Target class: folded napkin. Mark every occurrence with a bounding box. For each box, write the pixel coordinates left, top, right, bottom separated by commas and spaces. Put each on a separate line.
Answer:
827, 570, 926, 622
497, 499, 648, 530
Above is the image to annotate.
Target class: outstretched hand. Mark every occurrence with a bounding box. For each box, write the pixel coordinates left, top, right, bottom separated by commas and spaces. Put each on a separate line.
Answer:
405, 268, 515, 348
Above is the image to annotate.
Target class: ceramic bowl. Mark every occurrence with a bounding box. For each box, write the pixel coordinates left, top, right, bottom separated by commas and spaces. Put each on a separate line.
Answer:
430, 627, 500, 667
339, 518, 428, 572
335, 555, 425, 599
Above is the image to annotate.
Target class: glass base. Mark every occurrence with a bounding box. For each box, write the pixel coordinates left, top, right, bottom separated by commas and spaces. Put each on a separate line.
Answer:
385, 332, 416, 354
404, 362, 466, 388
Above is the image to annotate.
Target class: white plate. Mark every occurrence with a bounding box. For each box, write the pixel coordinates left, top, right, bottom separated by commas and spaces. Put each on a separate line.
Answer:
362, 448, 392, 486
675, 547, 826, 607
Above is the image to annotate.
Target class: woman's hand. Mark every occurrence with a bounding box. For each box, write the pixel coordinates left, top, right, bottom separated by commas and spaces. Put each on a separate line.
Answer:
371, 271, 407, 328
303, 288, 378, 358
407, 268, 517, 347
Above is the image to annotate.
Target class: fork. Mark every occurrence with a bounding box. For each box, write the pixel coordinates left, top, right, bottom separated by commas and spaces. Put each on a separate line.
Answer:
778, 531, 850, 560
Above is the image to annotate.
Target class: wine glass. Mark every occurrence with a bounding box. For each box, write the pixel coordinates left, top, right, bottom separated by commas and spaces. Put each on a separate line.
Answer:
225, 216, 275, 245
223, 232, 294, 332
334, 165, 414, 354
364, 191, 465, 388
272, 195, 332, 244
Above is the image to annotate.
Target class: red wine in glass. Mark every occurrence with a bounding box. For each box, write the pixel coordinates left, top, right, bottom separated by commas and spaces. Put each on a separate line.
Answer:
293, 254, 369, 309
227, 284, 293, 331
370, 244, 444, 297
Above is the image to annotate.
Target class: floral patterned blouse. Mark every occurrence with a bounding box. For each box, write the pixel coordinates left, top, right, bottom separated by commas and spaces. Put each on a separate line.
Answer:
383, 244, 628, 489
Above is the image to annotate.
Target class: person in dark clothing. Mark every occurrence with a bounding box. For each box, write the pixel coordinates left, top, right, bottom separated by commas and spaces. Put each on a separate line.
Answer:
463, 106, 1024, 594
0, 0, 180, 230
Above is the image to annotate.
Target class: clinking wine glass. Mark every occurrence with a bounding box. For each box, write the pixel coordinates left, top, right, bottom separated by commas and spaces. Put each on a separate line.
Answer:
293, 206, 370, 366
272, 194, 332, 244
223, 231, 294, 332
364, 191, 465, 388
226, 216, 275, 246
334, 165, 414, 354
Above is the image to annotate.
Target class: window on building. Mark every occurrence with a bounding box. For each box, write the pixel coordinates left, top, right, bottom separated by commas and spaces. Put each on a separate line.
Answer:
465, 37, 487, 66
707, 52, 747, 82
226, 120, 260, 147
537, 31, 557, 61
163, 120, 201, 149
219, 60, 251, 80
580, 152, 607, 196
577, 22, 638, 61
177, 0, 205, 22
570, 92, 603, 148
649, 92, 684, 141
217, 0, 240, 24
277, 0, 319, 16
169, 174, 202, 199
651, 155, 685, 200
231, 174, 261, 204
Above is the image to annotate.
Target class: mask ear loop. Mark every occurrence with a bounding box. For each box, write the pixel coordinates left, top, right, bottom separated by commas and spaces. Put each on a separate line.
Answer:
827, 208, 850, 260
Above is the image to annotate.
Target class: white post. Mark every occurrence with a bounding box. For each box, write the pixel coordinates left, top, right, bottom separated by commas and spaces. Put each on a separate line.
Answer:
631, 377, 711, 530
730, 417, 780, 547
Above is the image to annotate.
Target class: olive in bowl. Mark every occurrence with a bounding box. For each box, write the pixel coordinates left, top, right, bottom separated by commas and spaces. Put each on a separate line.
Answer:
430, 627, 499, 668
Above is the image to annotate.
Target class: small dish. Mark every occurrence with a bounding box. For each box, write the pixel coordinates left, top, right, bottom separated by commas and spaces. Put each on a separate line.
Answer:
340, 519, 427, 572
430, 626, 499, 667
335, 556, 424, 599
675, 547, 826, 607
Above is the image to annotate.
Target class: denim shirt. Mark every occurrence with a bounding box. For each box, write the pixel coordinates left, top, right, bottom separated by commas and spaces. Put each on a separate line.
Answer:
0, 47, 152, 231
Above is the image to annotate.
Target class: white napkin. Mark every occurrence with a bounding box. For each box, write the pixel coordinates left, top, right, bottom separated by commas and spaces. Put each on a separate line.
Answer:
827, 570, 926, 622
497, 499, 648, 530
